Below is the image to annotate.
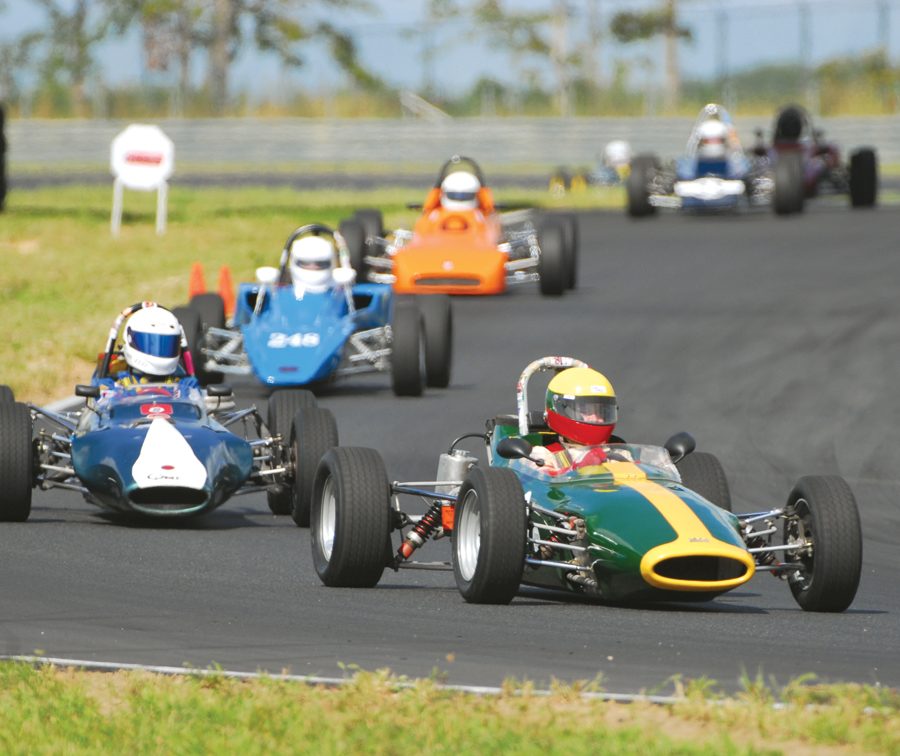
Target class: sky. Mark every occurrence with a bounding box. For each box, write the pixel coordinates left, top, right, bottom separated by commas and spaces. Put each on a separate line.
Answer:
1, 0, 898, 98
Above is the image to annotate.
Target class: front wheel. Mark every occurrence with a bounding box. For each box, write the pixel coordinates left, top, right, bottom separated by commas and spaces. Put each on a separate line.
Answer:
266, 389, 318, 515
849, 148, 878, 208
0, 385, 14, 402
311, 447, 392, 587
553, 212, 579, 290
0, 402, 34, 522
418, 295, 452, 388
289, 406, 339, 527
453, 466, 527, 604
773, 153, 805, 215
783, 475, 862, 613
626, 154, 658, 218
536, 218, 566, 297
172, 306, 222, 386
390, 300, 424, 396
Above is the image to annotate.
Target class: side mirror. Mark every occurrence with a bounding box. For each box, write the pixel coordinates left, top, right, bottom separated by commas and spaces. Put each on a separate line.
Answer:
255, 266, 279, 286
206, 383, 233, 398
664, 431, 696, 464
496, 436, 535, 460
332, 266, 356, 286
75, 384, 100, 399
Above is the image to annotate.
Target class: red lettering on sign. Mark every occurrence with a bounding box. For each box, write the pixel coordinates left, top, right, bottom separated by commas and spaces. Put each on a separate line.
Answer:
125, 152, 164, 165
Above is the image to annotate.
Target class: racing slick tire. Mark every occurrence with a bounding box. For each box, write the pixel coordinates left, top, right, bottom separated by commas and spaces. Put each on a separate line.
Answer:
676, 452, 732, 512
172, 306, 223, 386
390, 300, 425, 397
849, 148, 878, 208
553, 212, 579, 290
266, 389, 318, 515
0, 384, 14, 402
338, 217, 369, 279
0, 401, 33, 522
354, 208, 384, 242
783, 475, 862, 613
536, 218, 566, 297
418, 294, 452, 389
626, 154, 658, 218
773, 153, 805, 216
453, 466, 527, 604
311, 446, 392, 588
189, 293, 226, 330
289, 407, 339, 527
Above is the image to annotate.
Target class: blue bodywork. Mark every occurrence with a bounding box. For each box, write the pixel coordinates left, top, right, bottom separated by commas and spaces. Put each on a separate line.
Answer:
233, 281, 393, 387
674, 154, 751, 210
71, 383, 254, 517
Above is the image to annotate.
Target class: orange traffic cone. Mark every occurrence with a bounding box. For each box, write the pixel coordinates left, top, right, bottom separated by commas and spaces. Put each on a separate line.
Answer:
188, 262, 206, 299
218, 265, 236, 318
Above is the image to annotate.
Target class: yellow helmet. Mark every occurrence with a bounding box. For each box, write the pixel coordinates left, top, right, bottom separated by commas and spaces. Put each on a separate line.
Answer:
546, 367, 617, 445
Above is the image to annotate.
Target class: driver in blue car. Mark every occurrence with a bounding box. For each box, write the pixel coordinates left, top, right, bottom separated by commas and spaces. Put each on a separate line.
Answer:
526, 367, 622, 475
289, 235, 351, 297
98, 304, 199, 390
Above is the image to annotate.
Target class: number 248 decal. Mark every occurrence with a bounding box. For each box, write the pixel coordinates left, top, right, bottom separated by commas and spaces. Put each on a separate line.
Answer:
267, 332, 321, 348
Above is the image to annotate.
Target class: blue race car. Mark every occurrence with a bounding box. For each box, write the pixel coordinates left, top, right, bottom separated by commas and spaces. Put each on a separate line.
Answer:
627, 103, 778, 216
0, 303, 340, 524
178, 224, 452, 396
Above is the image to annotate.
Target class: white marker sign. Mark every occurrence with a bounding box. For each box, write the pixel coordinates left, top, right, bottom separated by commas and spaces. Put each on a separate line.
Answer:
110, 124, 174, 236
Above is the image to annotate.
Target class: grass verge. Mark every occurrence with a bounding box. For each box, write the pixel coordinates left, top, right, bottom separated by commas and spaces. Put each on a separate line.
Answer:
0, 662, 896, 754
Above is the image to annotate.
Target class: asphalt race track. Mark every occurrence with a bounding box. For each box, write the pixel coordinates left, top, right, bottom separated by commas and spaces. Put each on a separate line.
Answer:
2, 203, 899, 694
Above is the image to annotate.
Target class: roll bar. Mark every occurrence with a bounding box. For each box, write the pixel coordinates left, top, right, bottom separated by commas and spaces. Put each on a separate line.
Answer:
515, 355, 589, 436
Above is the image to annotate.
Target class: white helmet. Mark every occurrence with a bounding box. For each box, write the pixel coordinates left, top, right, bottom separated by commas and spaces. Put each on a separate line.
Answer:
123, 305, 182, 378
440, 171, 481, 211
603, 139, 632, 168
290, 235, 335, 294
697, 119, 729, 160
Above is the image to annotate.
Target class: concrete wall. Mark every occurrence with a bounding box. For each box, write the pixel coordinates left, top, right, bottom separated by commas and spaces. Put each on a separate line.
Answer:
7, 116, 900, 168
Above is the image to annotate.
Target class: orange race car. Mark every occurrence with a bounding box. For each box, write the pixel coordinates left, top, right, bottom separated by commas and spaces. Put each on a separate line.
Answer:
338, 156, 578, 296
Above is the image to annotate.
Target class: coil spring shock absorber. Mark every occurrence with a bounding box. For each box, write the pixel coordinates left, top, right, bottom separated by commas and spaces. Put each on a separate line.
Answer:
394, 501, 443, 567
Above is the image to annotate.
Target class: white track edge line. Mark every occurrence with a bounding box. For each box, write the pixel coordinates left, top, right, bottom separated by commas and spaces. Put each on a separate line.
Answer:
1, 655, 683, 705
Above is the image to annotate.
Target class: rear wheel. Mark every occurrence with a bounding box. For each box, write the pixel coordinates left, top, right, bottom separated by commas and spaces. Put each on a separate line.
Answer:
289, 407, 339, 527
554, 212, 579, 290
172, 306, 222, 386
355, 208, 384, 242
536, 218, 566, 297
311, 447, 392, 587
849, 148, 878, 208
676, 452, 732, 512
266, 389, 318, 515
626, 154, 658, 218
339, 217, 369, 279
189, 293, 226, 330
783, 476, 862, 613
390, 300, 424, 397
773, 153, 805, 215
453, 466, 527, 604
0, 402, 33, 522
418, 295, 452, 388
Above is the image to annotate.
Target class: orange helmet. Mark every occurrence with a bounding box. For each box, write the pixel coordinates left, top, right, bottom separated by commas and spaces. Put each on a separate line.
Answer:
545, 367, 617, 445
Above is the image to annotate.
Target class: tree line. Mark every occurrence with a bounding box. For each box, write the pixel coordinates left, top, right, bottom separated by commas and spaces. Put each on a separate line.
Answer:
0, 0, 692, 117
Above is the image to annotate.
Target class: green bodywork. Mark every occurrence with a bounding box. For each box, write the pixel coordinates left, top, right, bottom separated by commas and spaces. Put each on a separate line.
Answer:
490, 421, 747, 602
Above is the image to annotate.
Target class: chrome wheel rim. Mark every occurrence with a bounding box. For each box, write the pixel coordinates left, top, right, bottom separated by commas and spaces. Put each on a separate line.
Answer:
319, 476, 337, 561
456, 489, 481, 581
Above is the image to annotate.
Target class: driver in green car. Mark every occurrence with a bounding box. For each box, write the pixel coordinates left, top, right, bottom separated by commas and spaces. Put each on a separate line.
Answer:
525, 367, 621, 476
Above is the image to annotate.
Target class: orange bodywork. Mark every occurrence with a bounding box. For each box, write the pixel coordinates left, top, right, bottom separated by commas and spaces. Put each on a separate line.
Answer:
391, 187, 509, 295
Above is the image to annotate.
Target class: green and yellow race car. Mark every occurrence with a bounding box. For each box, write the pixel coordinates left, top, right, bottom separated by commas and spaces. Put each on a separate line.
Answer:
309, 356, 862, 612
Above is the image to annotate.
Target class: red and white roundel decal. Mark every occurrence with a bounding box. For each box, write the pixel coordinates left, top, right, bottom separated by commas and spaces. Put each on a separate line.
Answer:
140, 403, 173, 416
